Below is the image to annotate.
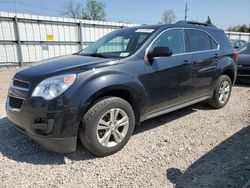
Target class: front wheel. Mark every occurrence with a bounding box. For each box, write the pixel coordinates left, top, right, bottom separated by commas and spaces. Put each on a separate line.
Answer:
79, 97, 135, 157
208, 75, 232, 109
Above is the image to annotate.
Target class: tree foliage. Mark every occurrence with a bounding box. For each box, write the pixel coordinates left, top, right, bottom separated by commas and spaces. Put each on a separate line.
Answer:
82, 0, 105, 21
62, 0, 106, 21
227, 24, 250, 33
161, 9, 176, 24
61, 0, 83, 19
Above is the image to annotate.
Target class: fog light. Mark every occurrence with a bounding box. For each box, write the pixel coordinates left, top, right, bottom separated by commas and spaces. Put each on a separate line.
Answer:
32, 119, 54, 135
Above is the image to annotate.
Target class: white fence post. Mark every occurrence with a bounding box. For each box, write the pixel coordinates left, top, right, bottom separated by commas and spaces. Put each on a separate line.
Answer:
14, 16, 23, 66
78, 22, 83, 51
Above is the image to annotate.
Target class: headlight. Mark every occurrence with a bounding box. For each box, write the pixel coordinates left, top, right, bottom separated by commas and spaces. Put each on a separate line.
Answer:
32, 74, 76, 100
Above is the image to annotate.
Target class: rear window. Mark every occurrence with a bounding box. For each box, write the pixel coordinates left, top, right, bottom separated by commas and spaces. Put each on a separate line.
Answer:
212, 31, 233, 52
210, 37, 218, 49
186, 29, 218, 52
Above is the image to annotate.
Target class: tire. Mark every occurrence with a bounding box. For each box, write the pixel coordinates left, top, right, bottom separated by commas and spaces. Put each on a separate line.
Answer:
208, 75, 232, 109
79, 96, 135, 157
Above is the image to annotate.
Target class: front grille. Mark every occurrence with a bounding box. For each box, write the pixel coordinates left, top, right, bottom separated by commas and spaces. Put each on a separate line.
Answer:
13, 79, 30, 89
9, 96, 24, 109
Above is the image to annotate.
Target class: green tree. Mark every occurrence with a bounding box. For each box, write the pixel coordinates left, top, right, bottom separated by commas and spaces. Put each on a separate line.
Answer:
238, 24, 248, 32
62, 0, 106, 21
82, 0, 106, 21
227, 24, 250, 33
161, 9, 176, 24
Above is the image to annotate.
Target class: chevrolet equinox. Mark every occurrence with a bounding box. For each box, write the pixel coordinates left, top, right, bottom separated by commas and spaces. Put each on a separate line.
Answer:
6, 21, 237, 156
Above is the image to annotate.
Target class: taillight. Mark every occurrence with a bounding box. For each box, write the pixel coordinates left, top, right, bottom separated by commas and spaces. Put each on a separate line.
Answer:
234, 51, 239, 64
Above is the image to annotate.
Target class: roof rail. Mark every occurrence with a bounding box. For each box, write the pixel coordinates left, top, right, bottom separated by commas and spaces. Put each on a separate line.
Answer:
176, 20, 216, 28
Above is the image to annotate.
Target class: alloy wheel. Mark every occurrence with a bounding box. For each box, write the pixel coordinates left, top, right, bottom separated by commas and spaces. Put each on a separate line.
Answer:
96, 108, 129, 148
218, 80, 230, 104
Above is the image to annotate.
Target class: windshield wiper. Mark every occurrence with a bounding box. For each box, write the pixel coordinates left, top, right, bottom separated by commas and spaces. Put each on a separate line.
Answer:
81, 53, 108, 58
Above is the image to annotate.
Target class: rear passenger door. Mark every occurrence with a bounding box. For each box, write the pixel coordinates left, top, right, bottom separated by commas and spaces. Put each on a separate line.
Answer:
185, 29, 220, 98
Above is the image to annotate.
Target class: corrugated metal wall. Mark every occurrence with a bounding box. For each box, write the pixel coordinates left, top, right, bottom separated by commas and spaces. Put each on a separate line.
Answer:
0, 18, 17, 63
0, 12, 138, 66
225, 31, 250, 41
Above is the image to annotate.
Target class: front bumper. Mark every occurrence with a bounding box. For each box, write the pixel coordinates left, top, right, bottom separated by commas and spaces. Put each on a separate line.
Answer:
5, 95, 87, 153
12, 122, 77, 153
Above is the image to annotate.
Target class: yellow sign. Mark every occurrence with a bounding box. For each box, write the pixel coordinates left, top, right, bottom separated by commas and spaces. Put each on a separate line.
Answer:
47, 34, 54, 41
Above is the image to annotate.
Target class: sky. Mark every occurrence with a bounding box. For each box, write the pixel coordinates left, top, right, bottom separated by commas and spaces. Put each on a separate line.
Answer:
0, 0, 249, 29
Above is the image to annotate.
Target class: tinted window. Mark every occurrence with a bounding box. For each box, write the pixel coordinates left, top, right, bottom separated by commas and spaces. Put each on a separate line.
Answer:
97, 36, 130, 53
210, 37, 218, 49
233, 41, 240, 48
239, 41, 246, 48
151, 29, 185, 55
239, 43, 250, 54
213, 31, 233, 51
80, 28, 153, 58
186, 30, 213, 52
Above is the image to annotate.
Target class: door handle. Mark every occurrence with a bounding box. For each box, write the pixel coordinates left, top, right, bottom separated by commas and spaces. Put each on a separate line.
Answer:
214, 53, 219, 59
182, 63, 190, 67
182, 60, 190, 67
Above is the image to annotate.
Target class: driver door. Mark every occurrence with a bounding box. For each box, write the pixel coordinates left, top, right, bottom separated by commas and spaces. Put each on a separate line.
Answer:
143, 29, 193, 113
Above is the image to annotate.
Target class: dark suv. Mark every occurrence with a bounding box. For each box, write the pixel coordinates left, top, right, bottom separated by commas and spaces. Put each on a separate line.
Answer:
6, 21, 237, 156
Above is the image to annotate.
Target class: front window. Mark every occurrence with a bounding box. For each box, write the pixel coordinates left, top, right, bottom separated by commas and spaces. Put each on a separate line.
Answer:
151, 29, 185, 55
79, 28, 155, 58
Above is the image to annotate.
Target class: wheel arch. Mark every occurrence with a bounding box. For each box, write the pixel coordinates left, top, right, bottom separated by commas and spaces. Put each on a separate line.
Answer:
222, 68, 235, 84
89, 87, 142, 126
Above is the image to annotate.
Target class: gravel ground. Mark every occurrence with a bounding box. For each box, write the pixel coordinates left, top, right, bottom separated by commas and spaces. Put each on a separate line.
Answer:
0, 67, 249, 188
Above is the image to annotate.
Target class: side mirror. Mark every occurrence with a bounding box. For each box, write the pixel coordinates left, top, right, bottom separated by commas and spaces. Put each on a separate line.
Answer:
147, 47, 173, 59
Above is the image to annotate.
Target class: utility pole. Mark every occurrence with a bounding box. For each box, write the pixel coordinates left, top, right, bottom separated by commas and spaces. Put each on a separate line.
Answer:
184, 3, 188, 21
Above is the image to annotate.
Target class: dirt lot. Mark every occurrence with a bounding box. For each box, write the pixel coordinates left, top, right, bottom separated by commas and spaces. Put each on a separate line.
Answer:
0, 67, 249, 188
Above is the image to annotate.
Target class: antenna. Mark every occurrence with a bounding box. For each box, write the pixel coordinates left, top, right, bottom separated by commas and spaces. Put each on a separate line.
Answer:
184, 3, 188, 21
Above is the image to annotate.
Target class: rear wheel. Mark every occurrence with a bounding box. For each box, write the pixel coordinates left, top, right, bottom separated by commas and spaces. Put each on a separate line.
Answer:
208, 75, 232, 109
79, 96, 135, 157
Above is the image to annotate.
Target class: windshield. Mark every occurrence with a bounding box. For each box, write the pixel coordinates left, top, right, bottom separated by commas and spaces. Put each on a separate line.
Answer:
239, 43, 250, 54
79, 28, 155, 58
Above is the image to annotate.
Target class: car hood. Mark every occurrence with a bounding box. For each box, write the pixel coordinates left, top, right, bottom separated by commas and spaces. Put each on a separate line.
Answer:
238, 54, 250, 66
14, 55, 119, 81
